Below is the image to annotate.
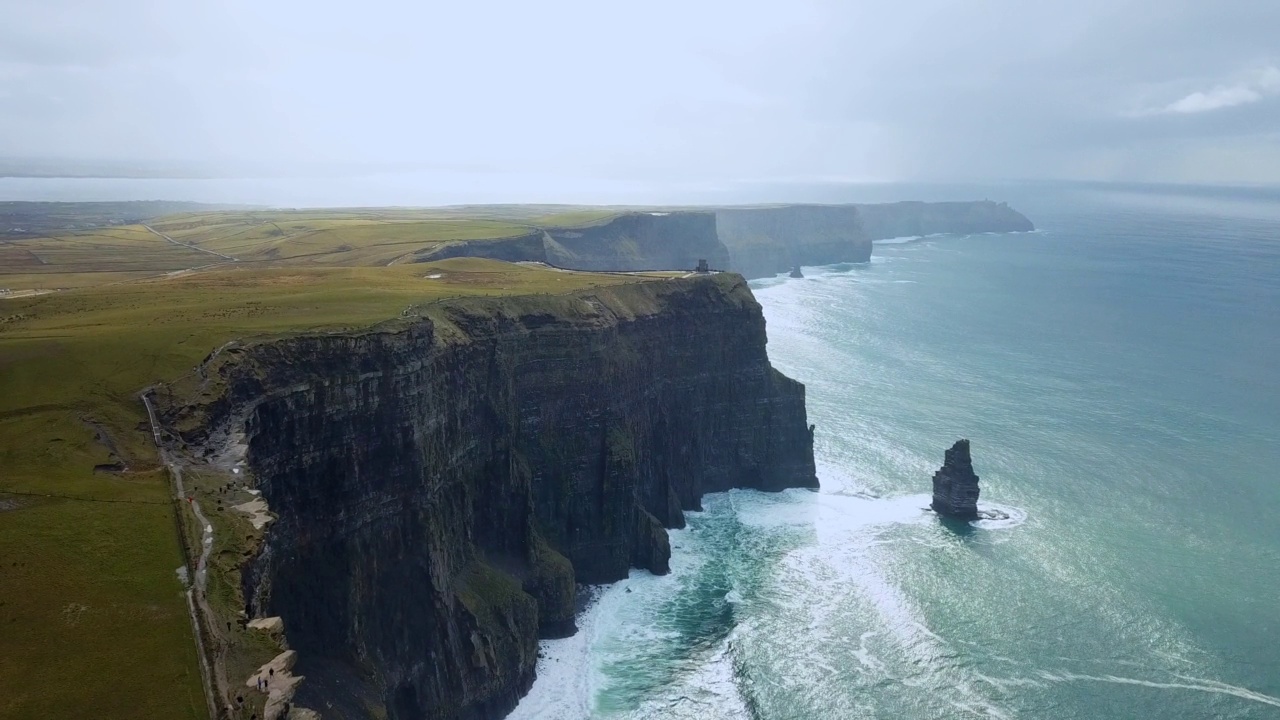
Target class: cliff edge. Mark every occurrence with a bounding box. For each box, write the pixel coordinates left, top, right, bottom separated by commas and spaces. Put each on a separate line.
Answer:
155, 273, 816, 720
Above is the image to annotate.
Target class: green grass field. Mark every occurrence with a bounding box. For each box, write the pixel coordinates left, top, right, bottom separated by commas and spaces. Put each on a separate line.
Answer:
0, 207, 632, 297
0, 203, 673, 720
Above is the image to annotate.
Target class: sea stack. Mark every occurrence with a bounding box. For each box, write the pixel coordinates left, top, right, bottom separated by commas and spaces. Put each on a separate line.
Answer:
789, 264, 804, 278
931, 439, 980, 519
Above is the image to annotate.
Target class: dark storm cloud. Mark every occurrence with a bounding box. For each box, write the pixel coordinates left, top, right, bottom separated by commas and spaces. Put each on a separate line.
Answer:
1, 0, 1276, 184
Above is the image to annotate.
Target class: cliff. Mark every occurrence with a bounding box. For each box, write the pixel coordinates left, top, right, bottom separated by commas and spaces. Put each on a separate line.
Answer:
414, 211, 728, 272
156, 273, 816, 720
715, 205, 871, 280
931, 439, 981, 519
411, 202, 1033, 280
715, 201, 1034, 279
855, 200, 1034, 240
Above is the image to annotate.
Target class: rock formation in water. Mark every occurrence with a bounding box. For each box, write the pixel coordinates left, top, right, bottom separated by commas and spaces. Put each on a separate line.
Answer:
415, 211, 730, 272
931, 439, 980, 519
789, 264, 804, 278
157, 274, 817, 720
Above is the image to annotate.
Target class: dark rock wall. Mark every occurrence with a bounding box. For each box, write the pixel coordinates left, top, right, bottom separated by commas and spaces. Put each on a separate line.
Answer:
164, 274, 816, 720
930, 439, 981, 519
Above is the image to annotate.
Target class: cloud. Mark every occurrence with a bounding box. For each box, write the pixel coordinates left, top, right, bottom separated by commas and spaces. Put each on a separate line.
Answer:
2, 0, 1280, 186
1159, 66, 1280, 114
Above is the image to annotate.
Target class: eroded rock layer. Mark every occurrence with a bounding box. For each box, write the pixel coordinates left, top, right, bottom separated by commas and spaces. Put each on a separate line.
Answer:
159, 274, 816, 720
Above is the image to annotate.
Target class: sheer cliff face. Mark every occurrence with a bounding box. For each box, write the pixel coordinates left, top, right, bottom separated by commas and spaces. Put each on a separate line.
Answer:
715, 205, 872, 279
416, 211, 728, 272
164, 275, 816, 720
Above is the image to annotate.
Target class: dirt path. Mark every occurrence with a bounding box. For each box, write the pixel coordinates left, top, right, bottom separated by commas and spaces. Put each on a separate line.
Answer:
143, 224, 239, 262
141, 389, 222, 720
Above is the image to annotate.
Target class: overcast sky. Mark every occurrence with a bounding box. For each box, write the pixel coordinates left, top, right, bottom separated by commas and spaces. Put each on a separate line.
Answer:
2, 0, 1278, 186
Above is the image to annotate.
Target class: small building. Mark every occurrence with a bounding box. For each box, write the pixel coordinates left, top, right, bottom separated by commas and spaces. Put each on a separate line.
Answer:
695, 258, 710, 273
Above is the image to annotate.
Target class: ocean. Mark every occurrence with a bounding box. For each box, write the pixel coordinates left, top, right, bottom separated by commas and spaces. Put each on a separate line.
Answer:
509, 184, 1280, 719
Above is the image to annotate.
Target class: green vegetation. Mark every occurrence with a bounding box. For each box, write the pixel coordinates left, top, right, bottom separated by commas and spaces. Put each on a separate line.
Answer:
150, 211, 535, 266
0, 206, 652, 295
0, 225, 214, 277
0, 201, 679, 720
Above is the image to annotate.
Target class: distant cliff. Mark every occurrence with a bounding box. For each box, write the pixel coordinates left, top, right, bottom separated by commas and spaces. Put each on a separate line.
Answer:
855, 200, 1034, 240
716, 201, 1034, 279
409, 202, 1034, 280
414, 211, 728, 272
716, 205, 870, 280
158, 274, 816, 720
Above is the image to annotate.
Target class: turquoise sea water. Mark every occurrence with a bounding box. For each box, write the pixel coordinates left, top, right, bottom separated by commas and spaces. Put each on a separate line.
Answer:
510, 185, 1280, 719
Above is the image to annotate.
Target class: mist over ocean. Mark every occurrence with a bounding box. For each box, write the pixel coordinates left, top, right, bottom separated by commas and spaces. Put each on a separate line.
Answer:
508, 183, 1280, 719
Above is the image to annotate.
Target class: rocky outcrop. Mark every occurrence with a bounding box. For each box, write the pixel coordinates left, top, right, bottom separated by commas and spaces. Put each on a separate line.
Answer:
415, 211, 728, 272
157, 274, 816, 720
715, 205, 871, 280
931, 439, 980, 519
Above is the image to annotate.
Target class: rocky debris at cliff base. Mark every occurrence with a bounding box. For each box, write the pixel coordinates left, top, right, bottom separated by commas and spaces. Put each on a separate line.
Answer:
232, 497, 273, 530
247, 616, 284, 633
930, 439, 981, 520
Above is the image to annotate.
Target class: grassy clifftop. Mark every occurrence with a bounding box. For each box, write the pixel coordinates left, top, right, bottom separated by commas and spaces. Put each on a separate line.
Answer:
0, 207, 626, 296
0, 249, 676, 720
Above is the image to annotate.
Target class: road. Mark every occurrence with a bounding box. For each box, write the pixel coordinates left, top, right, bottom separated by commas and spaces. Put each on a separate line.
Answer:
143, 224, 238, 262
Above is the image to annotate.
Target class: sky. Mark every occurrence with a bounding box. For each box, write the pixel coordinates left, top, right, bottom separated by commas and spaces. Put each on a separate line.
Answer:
2, 0, 1279, 189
